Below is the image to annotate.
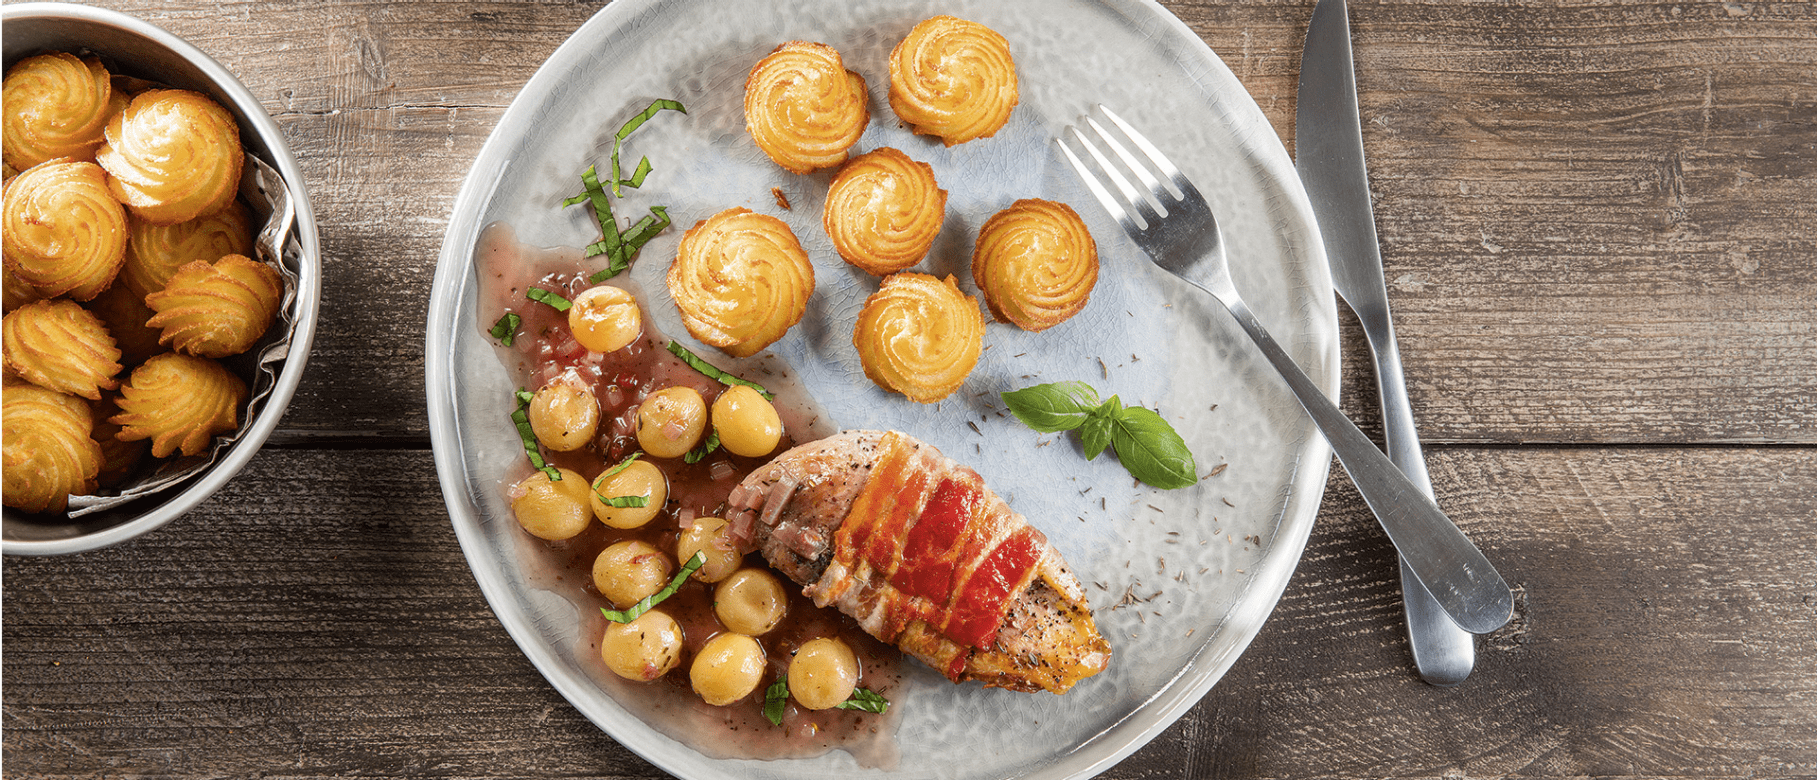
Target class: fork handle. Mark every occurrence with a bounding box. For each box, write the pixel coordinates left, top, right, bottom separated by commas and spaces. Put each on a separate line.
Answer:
1217, 295, 1513, 634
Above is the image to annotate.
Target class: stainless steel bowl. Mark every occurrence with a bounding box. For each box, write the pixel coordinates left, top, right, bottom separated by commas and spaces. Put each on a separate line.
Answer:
2, 3, 321, 555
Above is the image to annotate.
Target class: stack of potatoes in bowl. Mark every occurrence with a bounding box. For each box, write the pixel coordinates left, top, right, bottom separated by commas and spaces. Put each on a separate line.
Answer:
2, 51, 281, 515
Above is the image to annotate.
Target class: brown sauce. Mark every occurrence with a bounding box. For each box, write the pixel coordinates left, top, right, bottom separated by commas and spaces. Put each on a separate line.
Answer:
473, 222, 902, 767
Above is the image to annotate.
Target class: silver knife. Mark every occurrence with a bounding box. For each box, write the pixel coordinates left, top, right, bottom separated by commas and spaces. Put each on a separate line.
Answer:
1295, 0, 1478, 686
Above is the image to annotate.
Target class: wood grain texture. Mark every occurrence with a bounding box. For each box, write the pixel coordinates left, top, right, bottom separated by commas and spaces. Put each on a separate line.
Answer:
10, 0, 1806, 443
5, 448, 1814, 778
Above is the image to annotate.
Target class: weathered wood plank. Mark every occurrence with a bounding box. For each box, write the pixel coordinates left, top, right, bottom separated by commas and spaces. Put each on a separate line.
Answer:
21, 0, 1810, 444
5, 447, 1813, 778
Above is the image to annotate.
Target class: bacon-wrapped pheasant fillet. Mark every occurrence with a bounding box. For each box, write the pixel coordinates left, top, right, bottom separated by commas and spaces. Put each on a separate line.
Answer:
726, 430, 1110, 693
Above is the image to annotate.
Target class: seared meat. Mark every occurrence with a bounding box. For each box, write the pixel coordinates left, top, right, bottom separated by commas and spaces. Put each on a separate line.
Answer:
726, 430, 1111, 693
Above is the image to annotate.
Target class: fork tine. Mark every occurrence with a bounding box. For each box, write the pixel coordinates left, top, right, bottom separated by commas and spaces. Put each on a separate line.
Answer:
1067, 124, 1164, 229
1084, 115, 1171, 208
1055, 138, 1135, 231
1097, 105, 1201, 203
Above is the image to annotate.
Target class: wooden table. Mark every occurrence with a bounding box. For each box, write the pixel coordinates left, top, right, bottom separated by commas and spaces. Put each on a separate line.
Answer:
6, 1, 1815, 776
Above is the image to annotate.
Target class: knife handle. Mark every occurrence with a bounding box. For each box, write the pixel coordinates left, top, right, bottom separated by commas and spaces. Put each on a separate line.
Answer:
1366, 322, 1478, 686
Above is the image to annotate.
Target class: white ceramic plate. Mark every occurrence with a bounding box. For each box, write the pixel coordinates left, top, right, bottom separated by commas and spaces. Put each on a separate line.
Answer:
426, 0, 1337, 777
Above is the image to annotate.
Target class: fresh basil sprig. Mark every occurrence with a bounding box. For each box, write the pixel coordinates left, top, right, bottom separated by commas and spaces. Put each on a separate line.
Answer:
761, 677, 890, 726
489, 312, 522, 346
600, 551, 705, 624
665, 341, 774, 399
1001, 381, 1198, 489
510, 389, 560, 480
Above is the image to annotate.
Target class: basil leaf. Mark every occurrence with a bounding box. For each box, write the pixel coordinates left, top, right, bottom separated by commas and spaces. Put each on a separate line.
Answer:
601, 495, 648, 508
665, 341, 774, 399
510, 389, 559, 480
1106, 405, 1198, 489
683, 429, 721, 464
576, 165, 622, 262
1079, 413, 1113, 460
762, 678, 789, 726
598, 452, 641, 481
600, 551, 705, 623
834, 687, 889, 714
526, 287, 571, 312
489, 312, 522, 346
1001, 381, 1100, 433
611, 98, 687, 196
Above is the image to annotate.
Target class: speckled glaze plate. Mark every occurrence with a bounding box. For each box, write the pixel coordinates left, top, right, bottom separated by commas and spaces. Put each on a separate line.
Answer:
426, 0, 1337, 777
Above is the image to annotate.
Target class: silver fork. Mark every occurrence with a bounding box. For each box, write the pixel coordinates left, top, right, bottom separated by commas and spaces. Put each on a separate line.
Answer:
1058, 105, 1513, 635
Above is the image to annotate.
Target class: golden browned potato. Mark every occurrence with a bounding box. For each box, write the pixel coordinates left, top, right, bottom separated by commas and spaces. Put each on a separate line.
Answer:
691, 632, 765, 706
567, 285, 641, 353
676, 516, 743, 583
119, 202, 255, 299
1, 159, 128, 301
822, 147, 947, 275
589, 458, 666, 529
709, 384, 782, 458
635, 385, 707, 458
528, 375, 600, 452
1, 381, 102, 513
971, 198, 1098, 332
592, 540, 673, 609
599, 609, 684, 682
788, 637, 859, 710
96, 89, 243, 225
509, 467, 591, 541
744, 42, 869, 174
143, 254, 282, 358
2, 52, 114, 170
2, 299, 121, 400
852, 272, 983, 403
110, 352, 246, 459
888, 16, 1019, 146
713, 567, 787, 636
667, 208, 814, 358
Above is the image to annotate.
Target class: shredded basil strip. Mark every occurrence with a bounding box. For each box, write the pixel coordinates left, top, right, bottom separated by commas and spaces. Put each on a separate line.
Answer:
683, 429, 721, 464
600, 495, 649, 508
510, 389, 560, 480
598, 452, 641, 481
834, 687, 890, 714
489, 312, 522, 346
611, 99, 687, 197
526, 287, 571, 312
600, 551, 706, 624
665, 341, 774, 399
762, 679, 789, 726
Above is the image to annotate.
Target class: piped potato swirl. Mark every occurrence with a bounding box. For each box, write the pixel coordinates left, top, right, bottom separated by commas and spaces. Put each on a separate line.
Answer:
97, 89, 243, 225
971, 199, 1098, 332
1, 299, 122, 400
1, 159, 128, 301
111, 352, 248, 459
823, 147, 947, 276
145, 253, 283, 358
120, 201, 255, 299
1, 381, 103, 513
888, 16, 1018, 146
853, 272, 983, 403
744, 42, 870, 174
667, 208, 815, 358
1, 53, 115, 171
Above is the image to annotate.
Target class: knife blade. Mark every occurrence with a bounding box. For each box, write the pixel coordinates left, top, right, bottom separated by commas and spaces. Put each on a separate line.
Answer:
1295, 0, 1480, 686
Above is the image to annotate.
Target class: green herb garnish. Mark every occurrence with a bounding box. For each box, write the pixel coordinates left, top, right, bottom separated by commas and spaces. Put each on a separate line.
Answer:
762, 679, 790, 726
510, 388, 560, 480
1001, 381, 1197, 489
489, 312, 522, 346
761, 677, 889, 726
665, 341, 774, 400
564, 99, 687, 281
683, 429, 721, 464
598, 452, 641, 481
600, 550, 705, 624
835, 687, 890, 714
525, 287, 571, 311
600, 495, 649, 508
